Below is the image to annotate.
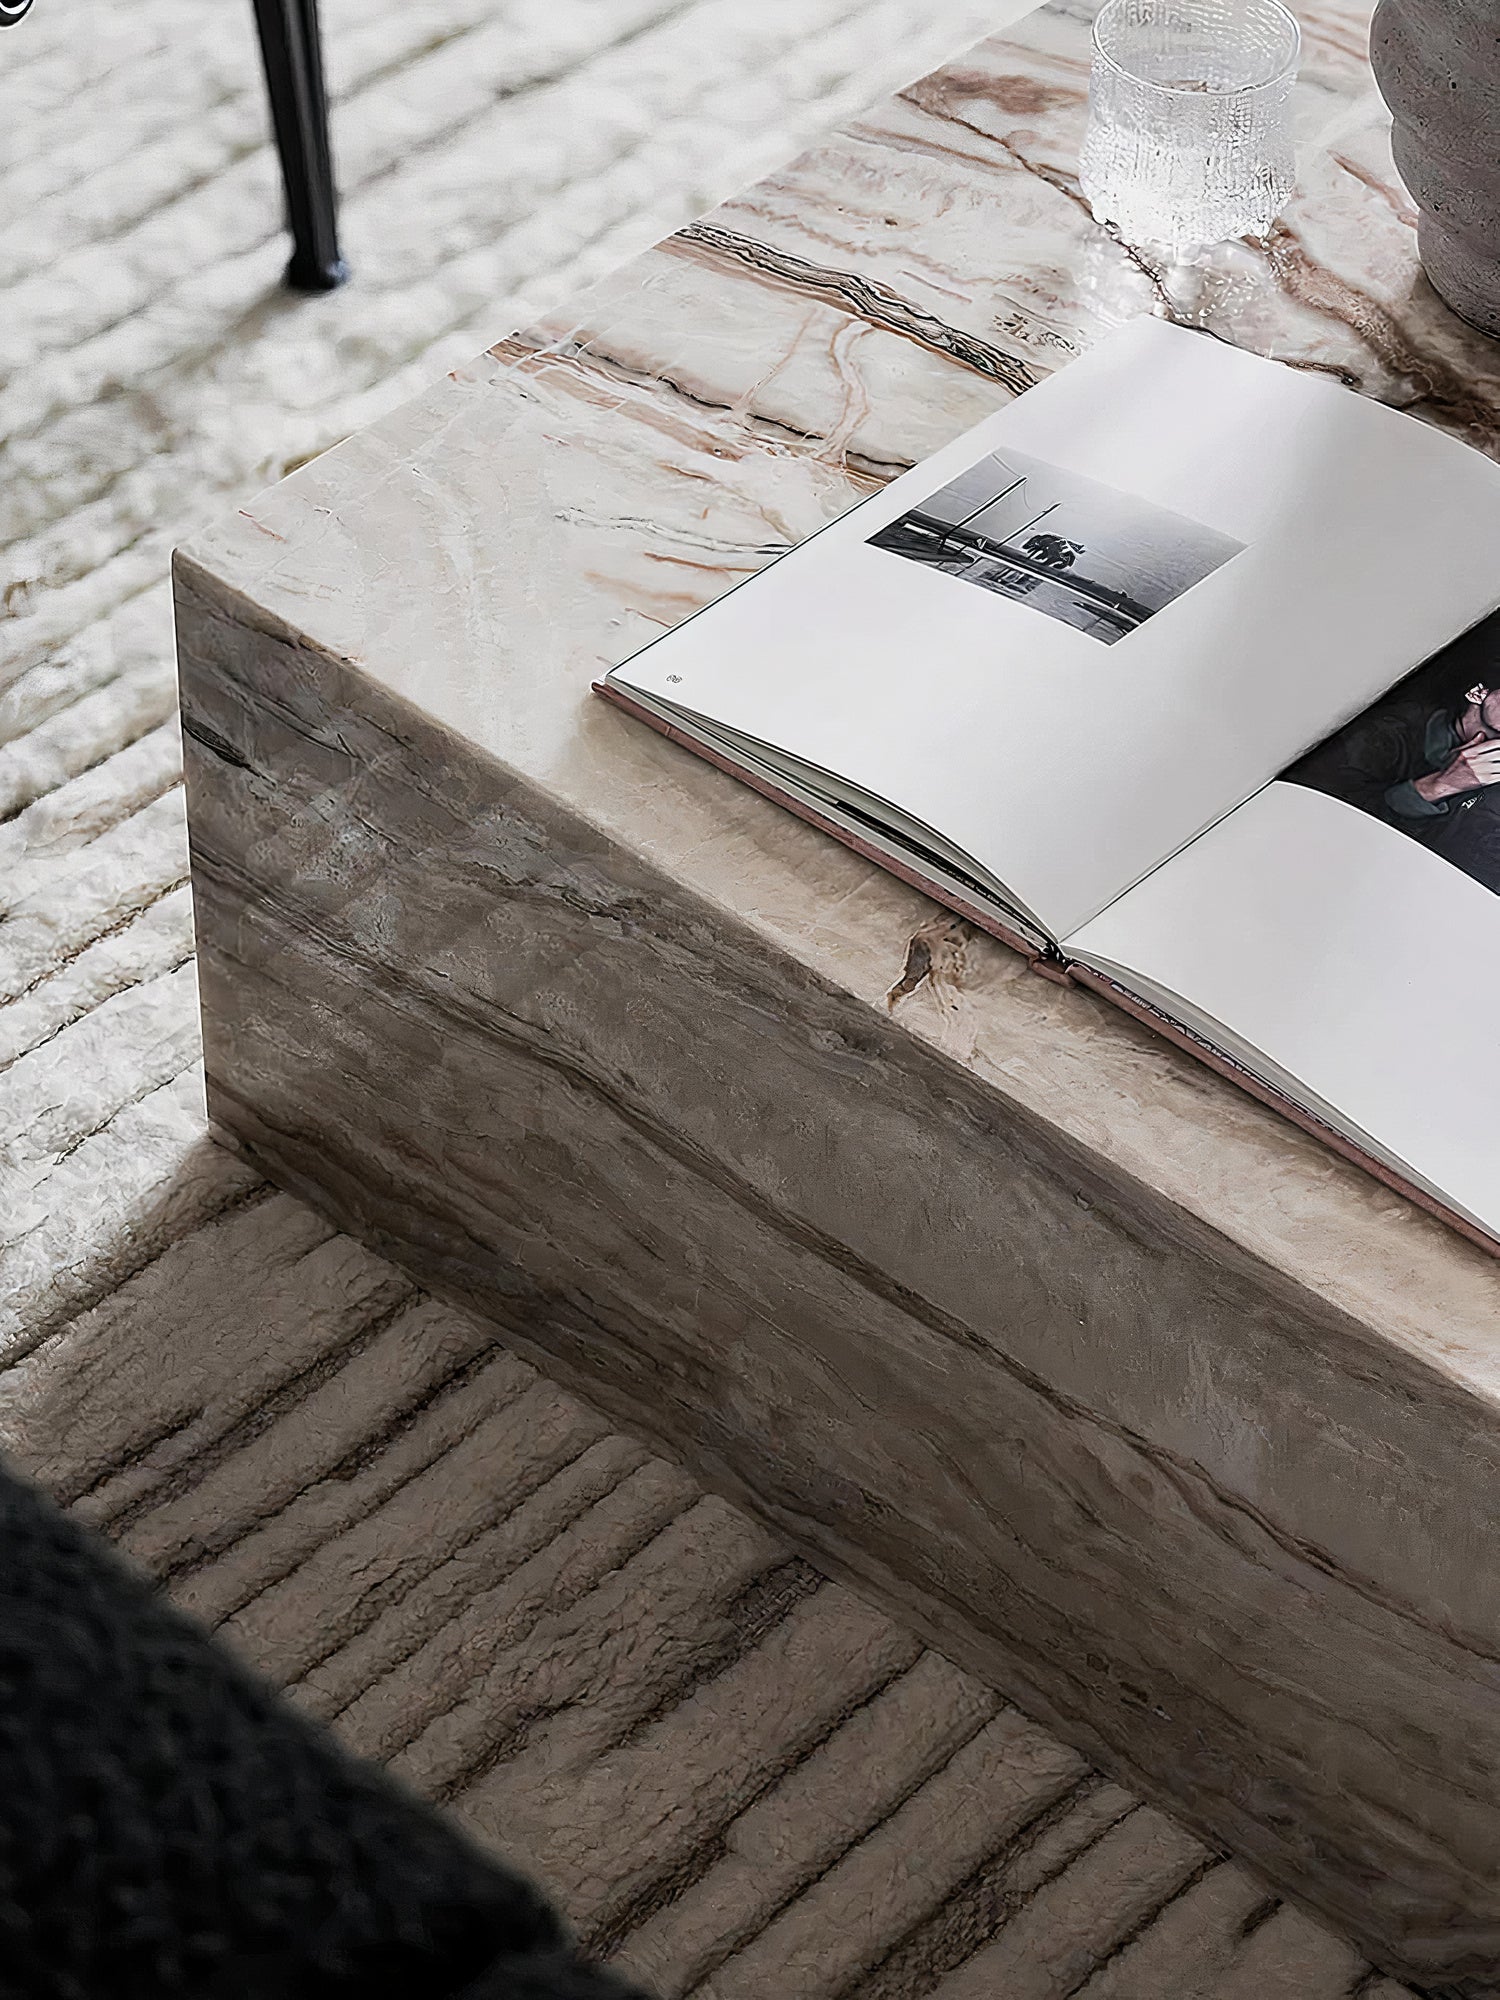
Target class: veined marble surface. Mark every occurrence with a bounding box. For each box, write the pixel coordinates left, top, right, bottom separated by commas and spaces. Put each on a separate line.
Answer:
179, 1, 1500, 1986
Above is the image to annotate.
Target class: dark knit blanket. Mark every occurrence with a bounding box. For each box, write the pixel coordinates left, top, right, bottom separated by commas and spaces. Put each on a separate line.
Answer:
0, 1458, 649, 1999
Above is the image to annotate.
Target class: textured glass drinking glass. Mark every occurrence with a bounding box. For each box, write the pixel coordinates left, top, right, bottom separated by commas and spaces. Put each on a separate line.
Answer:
1078, 0, 1300, 253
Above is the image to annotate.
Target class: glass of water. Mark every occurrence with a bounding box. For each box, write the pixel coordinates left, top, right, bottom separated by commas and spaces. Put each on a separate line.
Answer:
1078, 0, 1300, 253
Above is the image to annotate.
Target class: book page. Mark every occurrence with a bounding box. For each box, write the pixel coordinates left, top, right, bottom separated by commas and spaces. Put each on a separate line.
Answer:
1064, 616, 1500, 1235
611, 317, 1500, 939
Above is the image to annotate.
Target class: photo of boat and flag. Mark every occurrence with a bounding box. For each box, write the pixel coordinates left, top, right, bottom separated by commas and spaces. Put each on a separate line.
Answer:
867, 446, 1245, 645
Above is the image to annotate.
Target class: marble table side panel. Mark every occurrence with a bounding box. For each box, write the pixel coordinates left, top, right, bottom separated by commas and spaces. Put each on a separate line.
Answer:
177, 554, 1500, 1987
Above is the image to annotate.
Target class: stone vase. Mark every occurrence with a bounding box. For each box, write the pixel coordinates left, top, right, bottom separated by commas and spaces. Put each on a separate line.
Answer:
1371, 0, 1500, 335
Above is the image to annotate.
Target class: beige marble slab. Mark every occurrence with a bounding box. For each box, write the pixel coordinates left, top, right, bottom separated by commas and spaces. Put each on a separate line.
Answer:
176, 2, 1500, 1987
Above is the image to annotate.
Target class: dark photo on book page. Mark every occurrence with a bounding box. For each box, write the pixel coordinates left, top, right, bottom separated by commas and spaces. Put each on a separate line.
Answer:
1283, 605, 1500, 897
866, 446, 1245, 645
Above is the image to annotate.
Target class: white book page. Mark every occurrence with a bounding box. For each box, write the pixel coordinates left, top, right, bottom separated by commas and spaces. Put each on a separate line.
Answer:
612, 316, 1500, 938
1064, 781, 1500, 1236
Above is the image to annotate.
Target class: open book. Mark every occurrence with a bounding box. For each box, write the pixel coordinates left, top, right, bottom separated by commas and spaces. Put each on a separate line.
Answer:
597, 317, 1500, 1252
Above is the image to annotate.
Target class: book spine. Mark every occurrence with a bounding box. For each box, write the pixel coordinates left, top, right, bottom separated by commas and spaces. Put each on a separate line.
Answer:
1029, 946, 1076, 987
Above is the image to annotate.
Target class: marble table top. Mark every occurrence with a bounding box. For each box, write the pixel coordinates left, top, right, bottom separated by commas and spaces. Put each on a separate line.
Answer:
184, 0, 1500, 1395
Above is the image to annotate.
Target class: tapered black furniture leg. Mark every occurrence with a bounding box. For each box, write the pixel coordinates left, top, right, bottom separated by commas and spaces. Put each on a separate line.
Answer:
251, 0, 350, 292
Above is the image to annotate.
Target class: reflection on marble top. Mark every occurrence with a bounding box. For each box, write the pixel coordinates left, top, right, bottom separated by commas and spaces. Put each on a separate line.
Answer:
184, 0, 1500, 1370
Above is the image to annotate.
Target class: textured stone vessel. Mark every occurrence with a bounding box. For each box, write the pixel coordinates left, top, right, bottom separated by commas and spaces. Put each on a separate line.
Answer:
1372, 0, 1500, 334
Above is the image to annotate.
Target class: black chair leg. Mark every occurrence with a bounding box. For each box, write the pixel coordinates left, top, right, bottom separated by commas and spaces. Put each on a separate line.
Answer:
251, 0, 350, 292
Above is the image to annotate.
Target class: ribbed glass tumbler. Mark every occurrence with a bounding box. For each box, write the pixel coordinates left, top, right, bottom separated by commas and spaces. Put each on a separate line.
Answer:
1078, 0, 1300, 253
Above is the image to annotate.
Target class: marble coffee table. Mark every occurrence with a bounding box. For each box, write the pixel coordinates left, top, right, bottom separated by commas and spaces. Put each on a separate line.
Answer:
174, 3, 1500, 1987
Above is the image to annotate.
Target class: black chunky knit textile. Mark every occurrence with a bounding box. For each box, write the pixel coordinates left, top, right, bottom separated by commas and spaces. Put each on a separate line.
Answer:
0, 1458, 650, 2000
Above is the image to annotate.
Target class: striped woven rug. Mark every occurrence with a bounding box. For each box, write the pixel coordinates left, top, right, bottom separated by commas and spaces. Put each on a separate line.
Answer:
0, 1, 1418, 1991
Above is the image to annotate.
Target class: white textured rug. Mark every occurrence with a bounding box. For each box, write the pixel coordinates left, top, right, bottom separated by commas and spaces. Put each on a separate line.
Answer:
0, 4, 1417, 1993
